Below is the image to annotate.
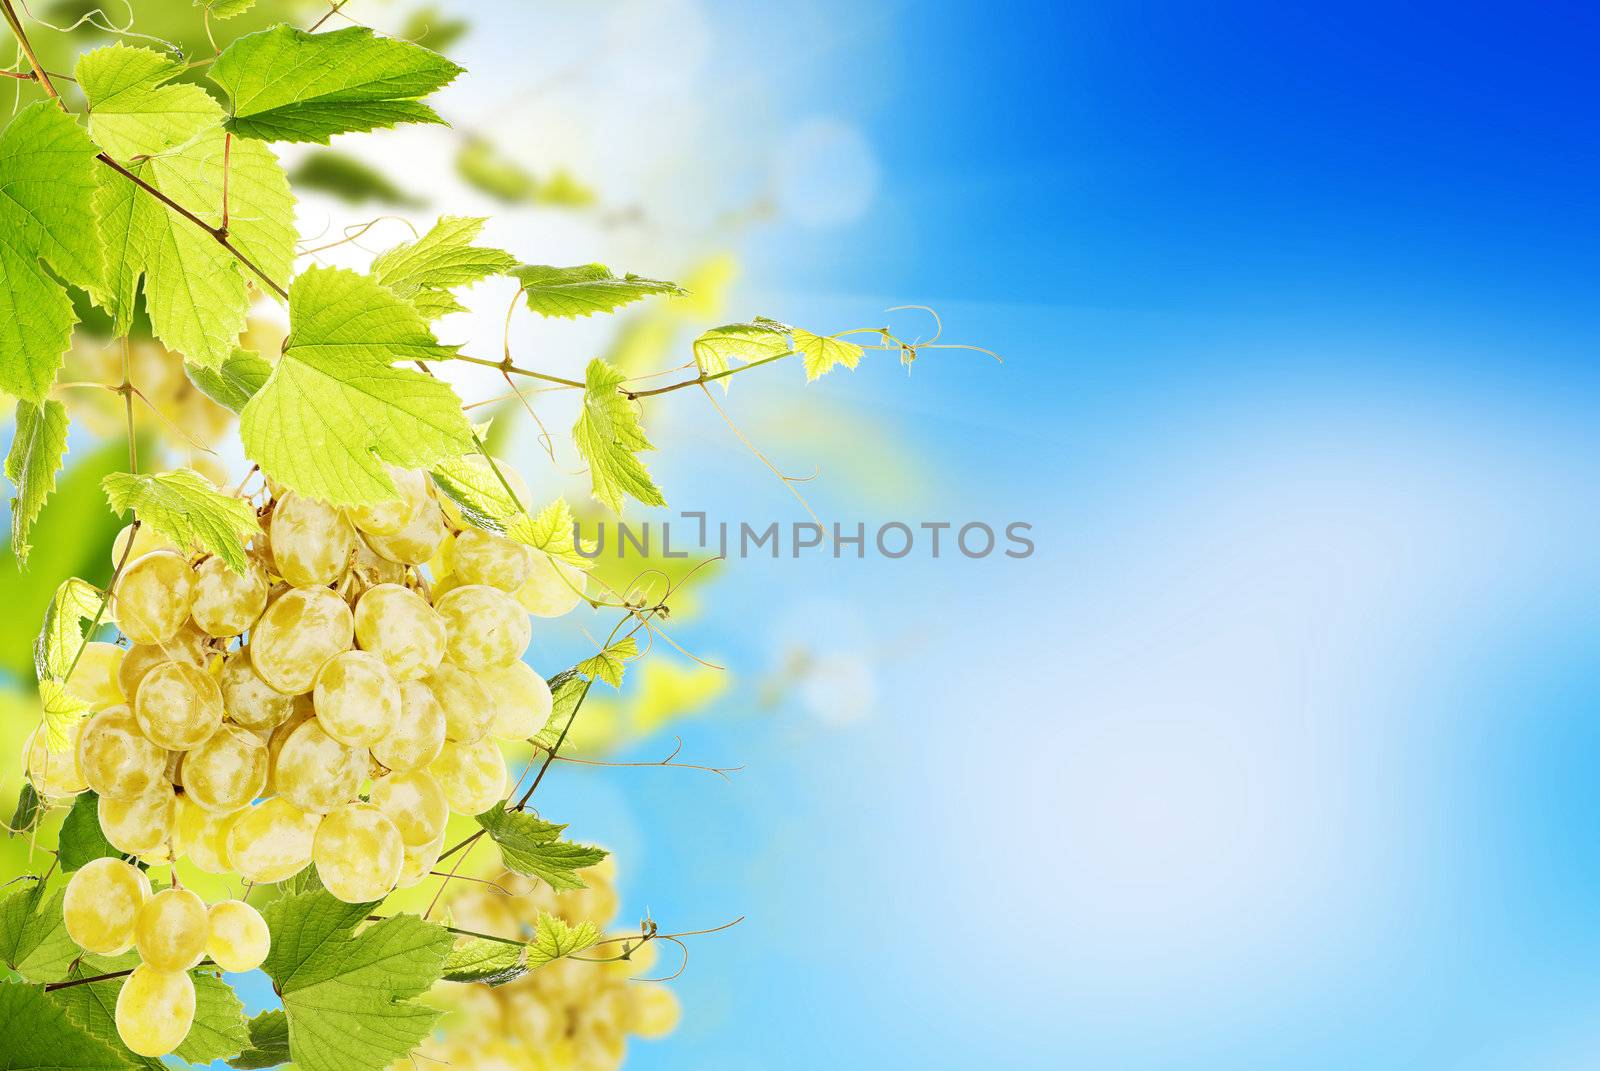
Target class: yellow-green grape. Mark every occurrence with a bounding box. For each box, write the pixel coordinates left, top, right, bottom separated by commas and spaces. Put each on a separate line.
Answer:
434, 585, 531, 672
206, 900, 270, 972
396, 831, 446, 889
191, 555, 269, 638
251, 586, 354, 694
270, 492, 357, 587
98, 782, 176, 857
368, 769, 449, 847
64, 641, 125, 709
516, 555, 589, 618
263, 696, 315, 794
78, 706, 168, 800
114, 550, 197, 645
371, 681, 447, 772
180, 724, 268, 813
429, 737, 507, 815
313, 802, 404, 903
452, 529, 535, 592
482, 661, 553, 740
363, 499, 448, 566
272, 717, 365, 813
173, 794, 235, 874
427, 663, 496, 744
112, 522, 175, 567
347, 467, 428, 537
353, 583, 446, 681
115, 963, 195, 1058
26, 724, 88, 802
63, 857, 150, 954
219, 648, 295, 731
134, 661, 223, 751
312, 650, 401, 747
118, 625, 210, 700
435, 456, 530, 531
135, 887, 208, 970
226, 797, 321, 883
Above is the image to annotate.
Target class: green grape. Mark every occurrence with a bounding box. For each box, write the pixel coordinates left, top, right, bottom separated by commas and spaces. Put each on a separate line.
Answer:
364, 499, 448, 565
64, 640, 126, 710
135, 887, 208, 970
270, 491, 357, 587
427, 662, 496, 744
272, 716, 365, 813
98, 781, 176, 857
63, 857, 150, 955
180, 724, 268, 813
117, 624, 211, 700
226, 796, 322, 883
313, 801, 404, 904
429, 737, 508, 815
435, 455, 530, 531
191, 554, 269, 638
78, 706, 168, 800
26, 723, 88, 802
173, 793, 236, 874
515, 555, 589, 618
206, 899, 270, 973
348, 466, 428, 536
133, 661, 223, 751
354, 583, 446, 681
452, 528, 535, 592
112, 522, 175, 567
370, 680, 447, 771
368, 768, 449, 847
115, 963, 195, 1058
113, 550, 197, 645
396, 830, 446, 889
312, 649, 401, 746
219, 647, 296, 731
434, 584, 531, 672
250, 586, 355, 694
482, 660, 553, 740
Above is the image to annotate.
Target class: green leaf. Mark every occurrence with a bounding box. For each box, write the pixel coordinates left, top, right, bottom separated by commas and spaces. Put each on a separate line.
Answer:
6, 399, 70, 567
177, 972, 251, 1064
792, 326, 865, 381
510, 264, 683, 319
402, 6, 470, 52
430, 459, 589, 569
290, 150, 424, 207
57, 792, 118, 872
372, 216, 515, 321
526, 912, 599, 970
575, 636, 638, 689
79, 45, 296, 369
0, 982, 127, 1069
196, 0, 257, 19
0, 103, 106, 401
475, 802, 606, 891
211, 25, 462, 144
49, 961, 249, 1068
34, 577, 106, 686
239, 267, 474, 505
184, 348, 272, 414
261, 891, 452, 1071
8, 784, 42, 840
0, 884, 79, 984
440, 937, 526, 986
505, 498, 591, 569
692, 319, 791, 388
37, 681, 91, 755
454, 139, 594, 207
102, 469, 260, 574
572, 359, 665, 513
531, 671, 588, 750
228, 1010, 290, 1069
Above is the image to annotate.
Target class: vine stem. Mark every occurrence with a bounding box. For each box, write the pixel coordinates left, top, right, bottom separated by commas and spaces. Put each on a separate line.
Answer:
61, 519, 139, 686
451, 353, 583, 389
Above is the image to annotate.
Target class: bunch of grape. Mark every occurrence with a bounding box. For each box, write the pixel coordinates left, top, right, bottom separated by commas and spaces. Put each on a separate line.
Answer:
408, 860, 680, 1071
62, 858, 268, 1056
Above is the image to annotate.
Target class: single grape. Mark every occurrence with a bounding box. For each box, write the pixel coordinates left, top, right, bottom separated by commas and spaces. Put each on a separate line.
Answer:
348, 467, 429, 536
481, 660, 553, 740
426, 662, 496, 744
206, 900, 270, 972
313, 650, 402, 746
353, 583, 446, 681
117, 625, 210, 701
25, 723, 88, 802
370, 680, 447, 771
435, 456, 530, 531
134, 661, 223, 751
452, 529, 535, 592
396, 830, 446, 889
368, 768, 449, 847
98, 781, 176, 857
272, 717, 365, 813
227, 797, 322, 883
64, 640, 125, 710
515, 555, 589, 618
219, 647, 296, 731
135, 887, 208, 970
364, 499, 448, 565
111, 522, 175, 567
263, 695, 315, 795
250, 586, 354, 694
78, 706, 168, 800
434, 585, 531, 672
429, 737, 507, 815
113, 550, 198, 645
270, 492, 357, 587
173, 793, 236, 874
191, 554, 269, 638
115, 963, 195, 1058
313, 802, 405, 903
180, 724, 268, 813
63, 857, 150, 955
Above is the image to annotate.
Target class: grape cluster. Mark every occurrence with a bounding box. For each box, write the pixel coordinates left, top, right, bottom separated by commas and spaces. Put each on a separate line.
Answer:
409, 860, 680, 1071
